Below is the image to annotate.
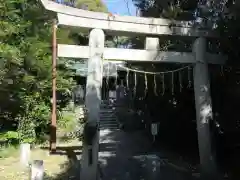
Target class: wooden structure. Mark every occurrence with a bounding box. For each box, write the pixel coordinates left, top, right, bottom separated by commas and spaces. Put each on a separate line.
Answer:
40, 0, 226, 179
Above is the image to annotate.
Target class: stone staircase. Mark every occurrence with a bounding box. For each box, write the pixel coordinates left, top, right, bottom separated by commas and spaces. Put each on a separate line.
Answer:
99, 100, 119, 130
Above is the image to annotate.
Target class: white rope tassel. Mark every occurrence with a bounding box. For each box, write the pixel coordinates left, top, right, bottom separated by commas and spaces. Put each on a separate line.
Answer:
171, 72, 174, 95
115, 65, 118, 87
154, 75, 158, 96
161, 74, 165, 96
126, 70, 129, 90
179, 71, 183, 92
106, 62, 110, 86
144, 73, 148, 97
133, 72, 137, 97
187, 66, 192, 88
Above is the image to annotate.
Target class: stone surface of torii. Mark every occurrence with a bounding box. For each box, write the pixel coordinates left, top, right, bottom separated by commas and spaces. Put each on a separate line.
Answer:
40, 0, 215, 37
39, 0, 226, 180
58, 44, 225, 64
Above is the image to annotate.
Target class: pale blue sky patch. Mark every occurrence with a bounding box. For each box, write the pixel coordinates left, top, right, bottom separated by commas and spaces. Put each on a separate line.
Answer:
102, 0, 137, 16
56, 0, 137, 15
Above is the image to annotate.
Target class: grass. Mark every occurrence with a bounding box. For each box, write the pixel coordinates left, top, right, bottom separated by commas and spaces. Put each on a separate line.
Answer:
0, 139, 82, 180
0, 145, 19, 159
0, 107, 84, 180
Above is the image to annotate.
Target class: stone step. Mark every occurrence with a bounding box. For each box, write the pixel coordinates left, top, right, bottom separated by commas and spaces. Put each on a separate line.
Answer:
100, 115, 116, 118
99, 103, 119, 130
100, 112, 116, 116
100, 124, 118, 127
100, 119, 117, 122
100, 108, 115, 110
100, 118, 117, 121
100, 114, 115, 117
100, 102, 116, 105
100, 122, 118, 126
100, 110, 115, 113
100, 119, 118, 123
100, 112, 115, 115
100, 117, 117, 120
100, 113, 116, 116
100, 116, 116, 118
102, 113, 116, 116
100, 109, 115, 111
100, 105, 114, 108
99, 126, 119, 130
100, 116, 117, 120
100, 103, 116, 106
100, 121, 118, 124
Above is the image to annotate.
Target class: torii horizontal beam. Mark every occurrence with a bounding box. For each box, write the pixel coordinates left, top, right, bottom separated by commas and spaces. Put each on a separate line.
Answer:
57, 14, 213, 37
40, 0, 215, 37
58, 44, 226, 64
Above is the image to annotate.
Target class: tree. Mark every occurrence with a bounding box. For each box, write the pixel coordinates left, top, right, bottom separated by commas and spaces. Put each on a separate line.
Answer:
0, 0, 111, 144
75, 0, 108, 12
131, 0, 240, 174
0, 0, 74, 143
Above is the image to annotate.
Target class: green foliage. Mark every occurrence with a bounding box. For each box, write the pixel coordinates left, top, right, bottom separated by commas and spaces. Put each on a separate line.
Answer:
62, 0, 108, 12
0, 131, 19, 144
0, 144, 18, 158
0, 0, 73, 144
58, 111, 75, 129
0, 0, 109, 145
132, 0, 240, 62
17, 93, 51, 143
75, 0, 108, 12
133, 0, 197, 20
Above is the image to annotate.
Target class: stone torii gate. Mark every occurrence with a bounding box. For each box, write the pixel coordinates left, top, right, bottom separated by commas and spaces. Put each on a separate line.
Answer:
40, 0, 226, 179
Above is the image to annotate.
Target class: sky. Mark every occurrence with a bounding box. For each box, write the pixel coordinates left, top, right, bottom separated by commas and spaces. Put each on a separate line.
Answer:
102, 0, 137, 16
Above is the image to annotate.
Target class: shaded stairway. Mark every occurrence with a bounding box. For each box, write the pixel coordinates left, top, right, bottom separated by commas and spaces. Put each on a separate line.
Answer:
99, 100, 119, 131
99, 100, 120, 179
98, 101, 200, 180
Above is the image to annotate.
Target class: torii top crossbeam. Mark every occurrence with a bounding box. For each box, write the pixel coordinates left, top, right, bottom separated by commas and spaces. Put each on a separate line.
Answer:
40, 0, 216, 37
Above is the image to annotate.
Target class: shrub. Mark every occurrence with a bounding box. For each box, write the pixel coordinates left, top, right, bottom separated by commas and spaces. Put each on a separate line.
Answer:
0, 131, 19, 145
16, 93, 50, 144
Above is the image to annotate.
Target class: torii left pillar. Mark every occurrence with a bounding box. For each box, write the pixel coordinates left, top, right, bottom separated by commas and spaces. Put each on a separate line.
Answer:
80, 29, 104, 180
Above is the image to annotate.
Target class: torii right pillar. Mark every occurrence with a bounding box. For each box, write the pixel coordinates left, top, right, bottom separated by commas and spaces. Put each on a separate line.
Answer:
193, 37, 219, 180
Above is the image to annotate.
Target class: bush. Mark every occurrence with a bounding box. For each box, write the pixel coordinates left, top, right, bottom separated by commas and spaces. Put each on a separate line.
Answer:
58, 112, 75, 129
16, 93, 51, 144
0, 131, 19, 145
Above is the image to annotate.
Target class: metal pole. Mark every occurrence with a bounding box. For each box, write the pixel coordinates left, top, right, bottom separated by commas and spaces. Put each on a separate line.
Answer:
50, 19, 57, 152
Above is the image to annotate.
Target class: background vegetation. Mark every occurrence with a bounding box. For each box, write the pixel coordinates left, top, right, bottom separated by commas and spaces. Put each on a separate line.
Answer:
0, 0, 107, 149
